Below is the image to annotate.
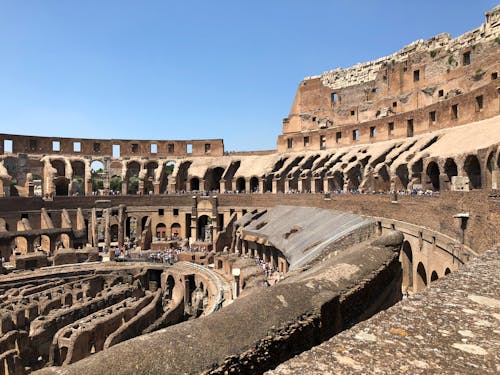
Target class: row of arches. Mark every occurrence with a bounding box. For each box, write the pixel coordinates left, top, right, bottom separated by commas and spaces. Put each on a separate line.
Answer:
15, 146, 500, 196
400, 240, 452, 294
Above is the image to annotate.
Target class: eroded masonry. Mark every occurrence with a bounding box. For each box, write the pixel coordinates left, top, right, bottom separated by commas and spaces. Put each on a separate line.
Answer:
0, 6, 499, 375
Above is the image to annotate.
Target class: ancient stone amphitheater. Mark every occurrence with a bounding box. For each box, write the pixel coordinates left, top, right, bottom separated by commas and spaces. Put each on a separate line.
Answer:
0, 6, 499, 375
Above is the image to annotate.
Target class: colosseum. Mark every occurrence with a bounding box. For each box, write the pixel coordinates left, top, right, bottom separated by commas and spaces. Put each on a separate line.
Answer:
0, 6, 498, 375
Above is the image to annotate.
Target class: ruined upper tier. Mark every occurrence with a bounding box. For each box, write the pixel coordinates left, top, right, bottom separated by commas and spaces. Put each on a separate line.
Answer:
280, 6, 500, 152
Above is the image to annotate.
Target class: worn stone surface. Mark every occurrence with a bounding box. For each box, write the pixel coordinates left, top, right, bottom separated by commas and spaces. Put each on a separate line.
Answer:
269, 245, 500, 374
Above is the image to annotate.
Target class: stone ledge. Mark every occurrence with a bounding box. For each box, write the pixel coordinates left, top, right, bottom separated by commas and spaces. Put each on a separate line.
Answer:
269, 244, 500, 374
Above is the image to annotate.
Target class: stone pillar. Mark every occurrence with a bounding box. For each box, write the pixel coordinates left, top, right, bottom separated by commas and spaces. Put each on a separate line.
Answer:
190, 196, 198, 240
167, 175, 176, 193
153, 181, 160, 195
90, 208, 97, 246
183, 276, 191, 306
219, 180, 226, 194
284, 179, 290, 193
323, 178, 330, 193
272, 179, 278, 194
121, 180, 127, 195
298, 178, 304, 193
118, 205, 126, 246
104, 209, 111, 249
231, 179, 237, 192
138, 179, 145, 195
492, 169, 500, 190
199, 179, 205, 192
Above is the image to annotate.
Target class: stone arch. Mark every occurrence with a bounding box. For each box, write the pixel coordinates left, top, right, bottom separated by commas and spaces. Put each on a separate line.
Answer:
236, 177, 246, 192
444, 158, 458, 189
263, 175, 273, 193
204, 167, 225, 192
51, 160, 66, 177
330, 171, 344, 191
197, 215, 210, 241
395, 164, 409, 189
485, 151, 495, 188
464, 155, 482, 189
415, 262, 428, 291
141, 216, 150, 233
444, 267, 451, 275
430, 271, 438, 282
110, 175, 122, 193
90, 160, 105, 193
170, 223, 181, 239
126, 161, 141, 195
14, 236, 28, 254
144, 161, 158, 194
166, 275, 175, 299
71, 160, 86, 195
190, 177, 200, 191
345, 164, 362, 190
249, 176, 259, 192
400, 241, 413, 293
156, 223, 167, 240
426, 161, 440, 191
176, 161, 191, 192
33, 235, 51, 252
159, 161, 175, 194
55, 233, 71, 249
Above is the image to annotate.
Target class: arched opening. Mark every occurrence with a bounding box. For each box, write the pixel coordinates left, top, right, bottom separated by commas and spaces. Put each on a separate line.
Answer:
126, 217, 137, 241
426, 162, 440, 191
331, 171, 344, 191
415, 262, 428, 291
159, 161, 175, 193
141, 216, 150, 232
464, 155, 482, 189
190, 177, 200, 191
55, 234, 71, 249
410, 159, 423, 185
204, 167, 225, 192
33, 235, 51, 253
54, 177, 69, 196
346, 165, 362, 190
249, 177, 259, 192
90, 161, 105, 193
110, 224, 119, 243
126, 161, 141, 195
156, 223, 167, 240
197, 215, 210, 241
395, 164, 409, 190
144, 161, 158, 194
444, 158, 458, 189
176, 161, 191, 192
263, 175, 273, 193
236, 177, 246, 192
170, 223, 181, 239
110, 175, 122, 193
166, 275, 175, 299
400, 241, 413, 293
71, 161, 86, 195
444, 268, 451, 275
430, 271, 438, 282
51, 160, 66, 177
14, 236, 28, 254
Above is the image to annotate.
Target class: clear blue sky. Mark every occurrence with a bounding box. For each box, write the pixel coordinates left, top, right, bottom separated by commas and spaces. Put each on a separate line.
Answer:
0, 1, 497, 151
